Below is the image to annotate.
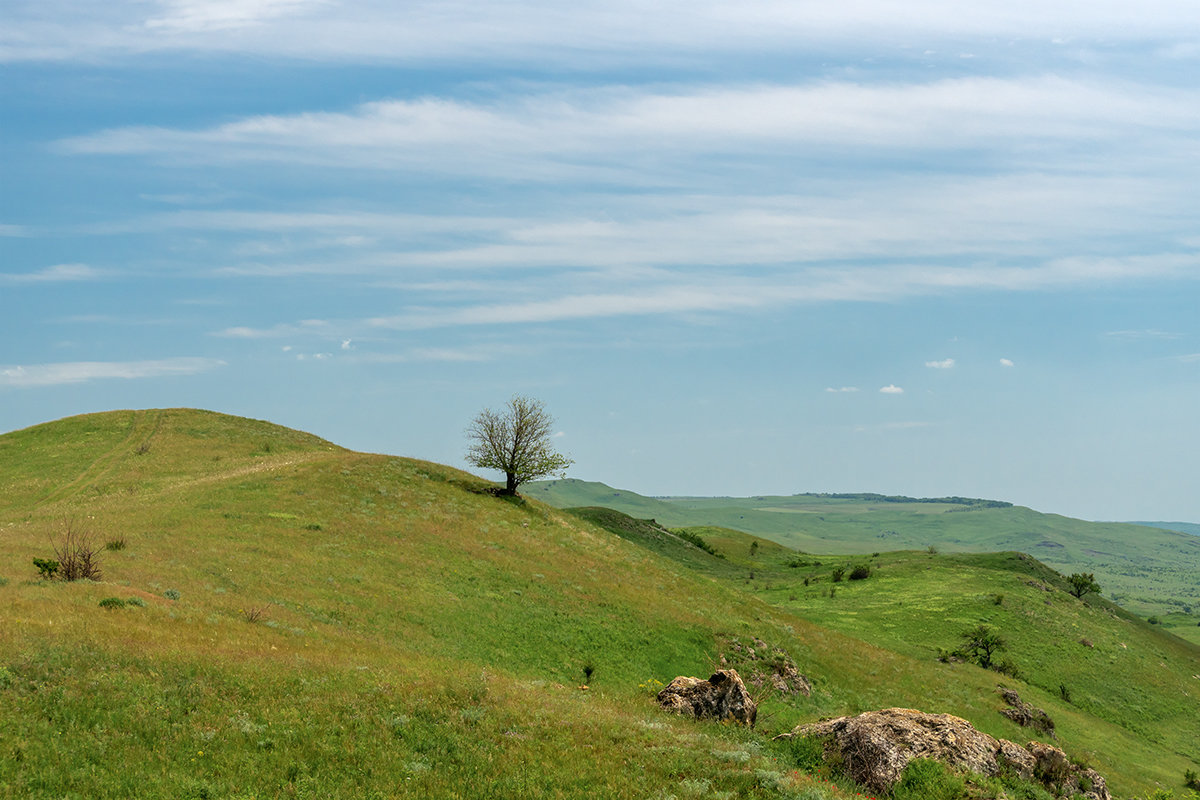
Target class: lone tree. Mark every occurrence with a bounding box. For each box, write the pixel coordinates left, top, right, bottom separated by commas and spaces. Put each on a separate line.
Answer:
466, 395, 572, 495
959, 624, 1006, 670
1067, 572, 1101, 599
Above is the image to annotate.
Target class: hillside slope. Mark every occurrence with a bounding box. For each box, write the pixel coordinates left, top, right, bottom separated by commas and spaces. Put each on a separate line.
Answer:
1, 410, 1197, 798
530, 479, 1200, 620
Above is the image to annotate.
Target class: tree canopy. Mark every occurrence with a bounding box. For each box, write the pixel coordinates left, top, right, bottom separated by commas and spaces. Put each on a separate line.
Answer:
465, 395, 572, 495
1067, 572, 1101, 599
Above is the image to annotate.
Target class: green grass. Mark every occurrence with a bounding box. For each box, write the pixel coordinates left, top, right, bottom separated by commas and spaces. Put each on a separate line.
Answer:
531, 479, 1200, 619
2, 410, 1199, 799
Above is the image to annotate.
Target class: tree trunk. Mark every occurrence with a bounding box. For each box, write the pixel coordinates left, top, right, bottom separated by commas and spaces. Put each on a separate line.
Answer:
505, 472, 518, 495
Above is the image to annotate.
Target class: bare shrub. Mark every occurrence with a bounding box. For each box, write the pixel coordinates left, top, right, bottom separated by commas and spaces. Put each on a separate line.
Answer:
52, 520, 103, 582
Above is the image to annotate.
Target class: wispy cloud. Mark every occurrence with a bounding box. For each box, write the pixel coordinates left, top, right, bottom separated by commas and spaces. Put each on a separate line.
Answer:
1000, 358, 1015, 367
1, 264, 103, 284
7, 1, 1200, 63
57, 78, 1200, 182
925, 358, 956, 369
825, 386, 859, 393
880, 385, 904, 394
0, 357, 224, 387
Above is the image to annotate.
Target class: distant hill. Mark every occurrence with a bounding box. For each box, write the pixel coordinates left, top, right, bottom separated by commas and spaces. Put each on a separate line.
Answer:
530, 479, 1200, 620
1132, 520, 1200, 537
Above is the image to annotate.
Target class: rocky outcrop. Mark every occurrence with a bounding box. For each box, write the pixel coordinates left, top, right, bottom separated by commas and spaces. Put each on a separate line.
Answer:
775, 708, 1109, 800
998, 687, 1055, 736
719, 636, 812, 697
1027, 741, 1110, 800
656, 669, 757, 726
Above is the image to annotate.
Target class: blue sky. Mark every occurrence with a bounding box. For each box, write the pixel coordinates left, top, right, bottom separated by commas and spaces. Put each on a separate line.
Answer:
3, 1, 1200, 522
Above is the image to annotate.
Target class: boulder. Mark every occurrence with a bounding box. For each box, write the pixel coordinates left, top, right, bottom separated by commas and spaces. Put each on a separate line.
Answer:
656, 669, 757, 726
1027, 741, 1111, 800
775, 708, 1110, 800
776, 708, 1034, 794
998, 687, 1055, 737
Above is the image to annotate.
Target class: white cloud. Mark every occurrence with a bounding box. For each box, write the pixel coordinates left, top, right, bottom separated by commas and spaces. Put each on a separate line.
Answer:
1000, 358, 1015, 367
880, 384, 905, 394
6, 1, 1200, 64
0, 357, 224, 387
144, 0, 326, 33
340, 339, 352, 350
925, 358, 956, 369
57, 78, 1200, 181
1, 263, 103, 283
825, 386, 859, 393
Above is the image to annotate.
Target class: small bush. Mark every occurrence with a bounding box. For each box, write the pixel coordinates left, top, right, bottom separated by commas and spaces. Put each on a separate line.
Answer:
1059, 683, 1072, 703
848, 565, 871, 581
676, 530, 719, 556
164, 589, 181, 601
33, 558, 59, 580
105, 536, 127, 551
126, 596, 147, 608
992, 593, 1005, 606
243, 602, 272, 623
831, 567, 845, 582
1185, 768, 1200, 790
98, 597, 126, 609
52, 521, 102, 581
1148, 616, 1161, 625
927, 545, 939, 555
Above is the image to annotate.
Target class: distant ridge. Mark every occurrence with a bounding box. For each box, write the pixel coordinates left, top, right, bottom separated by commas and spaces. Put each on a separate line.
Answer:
529, 478, 1200, 620
1132, 520, 1200, 537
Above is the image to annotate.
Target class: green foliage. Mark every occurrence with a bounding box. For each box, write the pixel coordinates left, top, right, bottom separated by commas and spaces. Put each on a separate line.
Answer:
892, 758, 966, 800
126, 596, 147, 608
465, 395, 572, 495
104, 536, 127, 551
959, 624, 1006, 670
1067, 572, 1101, 599
776, 735, 825, 772
1186, 768, 1200, 790
98, 597, 126, 609
848, 564, 871, 580
831, 567, 845, 582
32, 557, 59, 580
677, 529, 720, 556
164, 588, 181, 601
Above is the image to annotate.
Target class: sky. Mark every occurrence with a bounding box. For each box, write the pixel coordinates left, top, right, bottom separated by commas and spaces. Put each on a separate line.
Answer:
3, 1, 1200, 522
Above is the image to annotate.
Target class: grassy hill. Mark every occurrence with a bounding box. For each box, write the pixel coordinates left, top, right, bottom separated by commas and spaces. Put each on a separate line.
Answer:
530, 479, 1200, 626
2, 410, 1199, 799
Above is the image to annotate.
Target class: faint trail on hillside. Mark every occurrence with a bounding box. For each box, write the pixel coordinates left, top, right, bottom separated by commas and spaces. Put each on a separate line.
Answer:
156, 451, 336, 495
37, 410, 161, 507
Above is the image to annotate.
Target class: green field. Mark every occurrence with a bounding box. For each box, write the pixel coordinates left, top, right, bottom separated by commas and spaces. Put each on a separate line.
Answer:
2, 410, 1199, 799
530, 479, 1200, 628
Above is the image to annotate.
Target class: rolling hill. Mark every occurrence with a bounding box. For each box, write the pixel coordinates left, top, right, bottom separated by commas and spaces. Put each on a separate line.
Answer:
529, 479, 1200, 624
1, 410, 1198, 799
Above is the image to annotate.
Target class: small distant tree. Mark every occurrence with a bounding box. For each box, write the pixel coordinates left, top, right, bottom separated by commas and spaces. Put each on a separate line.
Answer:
465, 395, 572, 495
959, 624, 1006, 670
1067, 572, 1101, 599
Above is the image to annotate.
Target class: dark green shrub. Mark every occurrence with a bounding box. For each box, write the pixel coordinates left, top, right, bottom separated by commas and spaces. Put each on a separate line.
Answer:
849, 564, 871, 580
164, 588, 181, 601
676, 530, 719, 556
1148, 616, 1161, 625
33, 558, 59, 580
1059, 683, 1072, 703
98, 597, 126, 609
126, 596, 147, 608
831, 567, 845, 582
1185, 768, 1199, 790
104, 537, 127, 551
